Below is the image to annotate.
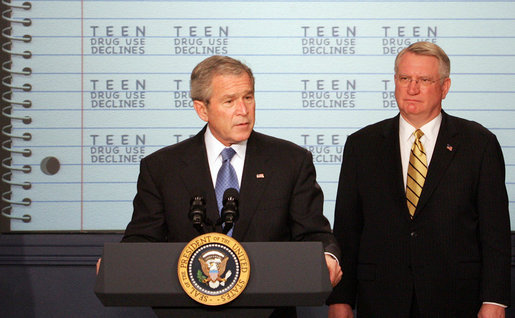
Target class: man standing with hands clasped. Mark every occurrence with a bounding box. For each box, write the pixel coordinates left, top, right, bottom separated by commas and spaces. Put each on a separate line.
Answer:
327, 42, 510, 318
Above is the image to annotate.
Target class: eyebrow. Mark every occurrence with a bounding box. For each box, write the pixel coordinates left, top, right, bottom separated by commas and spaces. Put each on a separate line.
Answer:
220, 90, 254, 99
398, 74, 433, 78
220, 93, 236, 100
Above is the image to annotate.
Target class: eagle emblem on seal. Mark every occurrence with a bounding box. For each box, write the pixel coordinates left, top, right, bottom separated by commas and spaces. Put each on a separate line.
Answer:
198, 250, 232, 289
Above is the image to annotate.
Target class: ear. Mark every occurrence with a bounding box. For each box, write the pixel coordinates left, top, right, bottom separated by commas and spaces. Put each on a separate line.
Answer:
193, 100, 208, 122
440, 77, 451, 100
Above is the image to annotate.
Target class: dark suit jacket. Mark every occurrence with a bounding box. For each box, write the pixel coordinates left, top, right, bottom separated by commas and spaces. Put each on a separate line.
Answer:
122, 127, 340, 259
327, 111, 510, 317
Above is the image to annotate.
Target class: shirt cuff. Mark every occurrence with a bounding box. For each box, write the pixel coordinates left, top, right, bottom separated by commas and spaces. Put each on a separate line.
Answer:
324, 252, 339, 265
483, 302, 507, 308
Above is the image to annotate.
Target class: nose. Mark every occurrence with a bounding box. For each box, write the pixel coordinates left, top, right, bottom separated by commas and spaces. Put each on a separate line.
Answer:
235, 98, 248, 115
407, 80, 420, 95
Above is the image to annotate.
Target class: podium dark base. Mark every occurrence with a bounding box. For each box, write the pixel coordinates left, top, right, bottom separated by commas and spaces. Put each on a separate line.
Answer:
96, 242, 329, 318
153, 307, 275, 318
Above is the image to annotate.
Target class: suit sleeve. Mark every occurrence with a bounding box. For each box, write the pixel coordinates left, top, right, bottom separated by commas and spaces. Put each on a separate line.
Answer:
122, 157, 167, 242
477, 134, 511, 306
289, 149, 341, 261
326, 135, 362, 307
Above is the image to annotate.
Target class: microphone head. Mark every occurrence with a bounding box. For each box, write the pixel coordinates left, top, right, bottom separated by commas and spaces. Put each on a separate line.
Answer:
220, 188, 239, 233
189, 194, 206, 225
190, 195, 205, 206
223, 188, 239, 204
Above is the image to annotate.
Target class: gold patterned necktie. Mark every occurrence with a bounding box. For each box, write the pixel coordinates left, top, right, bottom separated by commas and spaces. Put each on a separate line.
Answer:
406, 129, 427, 218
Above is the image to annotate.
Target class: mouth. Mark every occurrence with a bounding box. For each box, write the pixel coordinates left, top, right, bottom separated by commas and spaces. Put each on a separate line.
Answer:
404, 99, 422, 103
234, 121, 249, 127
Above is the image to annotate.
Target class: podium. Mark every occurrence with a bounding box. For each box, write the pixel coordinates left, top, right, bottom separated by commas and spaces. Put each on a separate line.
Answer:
94, 241, 332, 317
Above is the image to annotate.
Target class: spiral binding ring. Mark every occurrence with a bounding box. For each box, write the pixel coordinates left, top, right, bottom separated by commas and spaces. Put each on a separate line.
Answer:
2, 8, 31, 26
2, 75, 31, 91
1, 1, 32, 11
2, 91, 31, 108
2, 41, 31, 58
2, 125, 31, 141
2, 171, 31, 189
2, 27, 31, 43
1, 196, 31, 223
1, 0, 33, 223
2, 61, 32, 75
2, 105, 32, 124
1, 139, 32, 157
2, 157, 31, 173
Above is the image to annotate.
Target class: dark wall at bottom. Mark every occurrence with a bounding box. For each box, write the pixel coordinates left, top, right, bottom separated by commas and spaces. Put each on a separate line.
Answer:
0, 234, 153, 318
0, 233, 513, 318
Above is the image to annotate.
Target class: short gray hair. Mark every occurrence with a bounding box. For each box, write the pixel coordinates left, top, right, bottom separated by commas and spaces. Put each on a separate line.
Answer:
190, 55, 254, 103
395, 41, 450, 79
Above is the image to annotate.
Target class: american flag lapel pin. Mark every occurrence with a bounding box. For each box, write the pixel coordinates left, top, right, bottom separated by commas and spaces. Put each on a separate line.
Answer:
256, 173, 264, 179
446, 144, 453, 151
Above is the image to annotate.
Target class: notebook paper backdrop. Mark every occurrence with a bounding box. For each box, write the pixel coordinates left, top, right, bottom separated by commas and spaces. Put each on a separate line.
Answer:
2, 0, 514, 231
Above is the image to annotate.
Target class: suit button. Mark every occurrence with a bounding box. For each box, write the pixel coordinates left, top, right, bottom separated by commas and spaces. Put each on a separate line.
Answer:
410, 231, 418, 238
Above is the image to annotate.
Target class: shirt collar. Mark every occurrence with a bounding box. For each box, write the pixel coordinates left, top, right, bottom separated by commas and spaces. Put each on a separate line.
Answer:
399, 113, 442, 143
204, 125, 247, 163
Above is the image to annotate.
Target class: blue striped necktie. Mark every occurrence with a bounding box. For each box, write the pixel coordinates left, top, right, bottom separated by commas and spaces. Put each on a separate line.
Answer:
215, 147, 239, 235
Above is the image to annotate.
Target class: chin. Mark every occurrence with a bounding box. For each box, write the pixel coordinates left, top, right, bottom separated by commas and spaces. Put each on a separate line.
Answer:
235, 125, 252, 135
233, 132, 252, 143
402, 107, 422, 116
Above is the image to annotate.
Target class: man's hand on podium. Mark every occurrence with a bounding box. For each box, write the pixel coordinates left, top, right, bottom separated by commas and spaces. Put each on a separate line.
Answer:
325, 254, 342, 287
328, 303, 354, 318
96, 258, 101, 275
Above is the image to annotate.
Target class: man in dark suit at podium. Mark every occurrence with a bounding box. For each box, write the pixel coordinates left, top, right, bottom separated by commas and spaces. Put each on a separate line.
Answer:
121, 55, 342, 315
327, 42, 510, 318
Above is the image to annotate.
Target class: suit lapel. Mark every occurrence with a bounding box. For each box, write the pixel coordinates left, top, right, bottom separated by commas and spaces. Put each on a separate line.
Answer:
382, 116, 413, 222
176, 127, 220, 229
232, 132, 271, 240
415, 111, 459, 216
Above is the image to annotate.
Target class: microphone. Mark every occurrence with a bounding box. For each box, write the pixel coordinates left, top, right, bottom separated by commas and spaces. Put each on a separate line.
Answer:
220, 188, 239, 235
188, 194, 207, 234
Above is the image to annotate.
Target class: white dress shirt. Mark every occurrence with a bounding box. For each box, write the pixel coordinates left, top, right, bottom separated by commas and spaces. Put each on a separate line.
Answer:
399, 113, 442, 190
204, 125, 246, 188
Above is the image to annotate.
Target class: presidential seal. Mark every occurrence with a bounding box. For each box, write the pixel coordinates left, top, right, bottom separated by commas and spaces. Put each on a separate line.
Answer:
177, 233, 250, 306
